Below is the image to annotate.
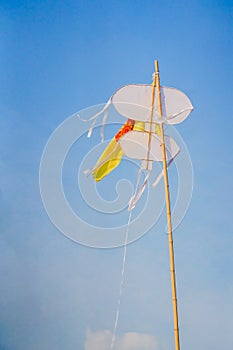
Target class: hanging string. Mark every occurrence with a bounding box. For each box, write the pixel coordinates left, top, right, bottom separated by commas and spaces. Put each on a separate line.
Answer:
110, 165, 151, 348
110, 210, 132, 350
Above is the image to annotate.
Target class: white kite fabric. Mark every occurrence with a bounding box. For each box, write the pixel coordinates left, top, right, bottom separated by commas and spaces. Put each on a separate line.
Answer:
112, 84, 193, 124
120, 131, 180, 163
77, 84, 193, 143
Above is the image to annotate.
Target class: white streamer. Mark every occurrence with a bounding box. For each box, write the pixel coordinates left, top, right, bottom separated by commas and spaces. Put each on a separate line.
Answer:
128, 169, 151, 211
100, 99, 111, 142
76, 98, 111, 140
110, 210, 132, 349
152, 158, 175, 188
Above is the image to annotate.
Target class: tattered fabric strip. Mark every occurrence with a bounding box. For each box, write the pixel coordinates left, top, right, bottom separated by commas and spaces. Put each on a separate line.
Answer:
152, 157, 175, 188
128, 169, 151, 211
77, 98, 111, 141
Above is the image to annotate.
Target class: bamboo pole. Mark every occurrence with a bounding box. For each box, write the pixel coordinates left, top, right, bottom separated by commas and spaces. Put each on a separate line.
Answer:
154, 60, 181, 350
145, 68, 157, 169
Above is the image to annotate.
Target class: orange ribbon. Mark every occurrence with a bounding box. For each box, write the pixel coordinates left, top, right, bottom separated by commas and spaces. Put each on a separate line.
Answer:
115, 119, 135, 142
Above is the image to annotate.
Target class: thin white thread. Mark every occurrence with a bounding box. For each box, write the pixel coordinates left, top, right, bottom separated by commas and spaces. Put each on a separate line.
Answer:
110, 210, 132, 349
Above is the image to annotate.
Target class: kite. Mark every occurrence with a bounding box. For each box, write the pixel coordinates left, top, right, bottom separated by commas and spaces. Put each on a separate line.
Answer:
80, 60, 193, 350
82, 64, 193, 211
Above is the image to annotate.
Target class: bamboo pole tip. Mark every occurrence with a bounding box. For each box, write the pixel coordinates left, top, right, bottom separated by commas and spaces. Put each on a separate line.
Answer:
154, 60, 159, 73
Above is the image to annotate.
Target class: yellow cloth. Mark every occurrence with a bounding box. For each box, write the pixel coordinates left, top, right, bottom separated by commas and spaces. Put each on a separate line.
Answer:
155, 123, 161, 135
134, 121, 160, 134
92, 121, 159, 182
134, 121, 145, 131
92, 138, 124, 182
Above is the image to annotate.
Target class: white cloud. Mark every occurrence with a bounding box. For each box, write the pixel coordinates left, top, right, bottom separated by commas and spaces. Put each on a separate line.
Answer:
85, 329, 112, 350
85, 329, 158, 350
116, 332, 158, 350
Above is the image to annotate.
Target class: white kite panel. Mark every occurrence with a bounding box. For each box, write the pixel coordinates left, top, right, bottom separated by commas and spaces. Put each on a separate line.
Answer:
111, 84, 193, 124
119, 131, 180, 162
112, 84, 152, 122
160, 86, 193, 124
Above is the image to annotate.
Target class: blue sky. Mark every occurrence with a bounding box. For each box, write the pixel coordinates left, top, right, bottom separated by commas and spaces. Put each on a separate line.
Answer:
0, 1, 233, 349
